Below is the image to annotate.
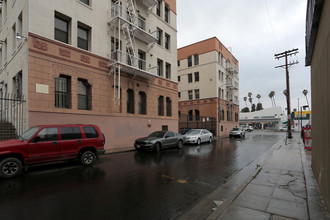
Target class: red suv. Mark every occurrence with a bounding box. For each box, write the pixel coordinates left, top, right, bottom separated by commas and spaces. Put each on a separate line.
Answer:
0, 124, 105, 178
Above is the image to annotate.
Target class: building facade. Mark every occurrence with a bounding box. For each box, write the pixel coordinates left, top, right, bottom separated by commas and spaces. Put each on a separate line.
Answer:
177, 37, 239, 137
305, 0, 330, 210
0, 0, 178, 150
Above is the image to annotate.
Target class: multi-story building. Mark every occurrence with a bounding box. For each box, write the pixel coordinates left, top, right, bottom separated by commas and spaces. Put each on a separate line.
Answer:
305, 0, 330, 210
0, 0, 178, 150
177, 37, 239, 137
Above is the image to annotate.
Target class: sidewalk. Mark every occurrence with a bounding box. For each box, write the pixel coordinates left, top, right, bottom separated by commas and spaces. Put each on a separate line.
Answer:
205, 133, 330, 220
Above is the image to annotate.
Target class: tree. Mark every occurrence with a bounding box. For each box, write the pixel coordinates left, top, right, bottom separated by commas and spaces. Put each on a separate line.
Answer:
248, 97, 253, 109
241, 107, 250, 112
268, 92, 274, 107
243, 97, 247, 107
303, 89, 310, 110
293, 108, 297, 112
251, 104, 256, 112
248, 92, 252, 98
256, 94, 261, 103
257, 103, 263, 111
270, 91, 276, 106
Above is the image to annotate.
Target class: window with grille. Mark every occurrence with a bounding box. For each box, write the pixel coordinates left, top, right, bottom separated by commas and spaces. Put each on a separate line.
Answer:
138, 92, 146, 115
55, 75, 71, 108
166, 97, 172, 116
78, 79, 91, 110
158, 96, 164, 116
127, 89, 134, 114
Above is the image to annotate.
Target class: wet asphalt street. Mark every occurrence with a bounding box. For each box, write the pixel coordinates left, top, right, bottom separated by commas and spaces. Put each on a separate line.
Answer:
0, 131, 285, 220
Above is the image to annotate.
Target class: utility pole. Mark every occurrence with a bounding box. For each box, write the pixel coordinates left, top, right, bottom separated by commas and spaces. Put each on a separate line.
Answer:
275, 48, 299, 139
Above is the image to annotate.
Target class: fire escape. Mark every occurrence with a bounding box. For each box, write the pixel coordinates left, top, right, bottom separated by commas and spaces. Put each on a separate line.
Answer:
108, 0, 157, 104
225, 51, 239, 122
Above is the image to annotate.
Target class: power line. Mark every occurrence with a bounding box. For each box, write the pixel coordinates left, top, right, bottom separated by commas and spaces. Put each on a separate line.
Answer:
264, 0, 278, 52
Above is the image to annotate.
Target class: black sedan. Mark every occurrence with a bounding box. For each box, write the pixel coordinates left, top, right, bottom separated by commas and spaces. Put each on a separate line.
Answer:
134, 131, 183, 152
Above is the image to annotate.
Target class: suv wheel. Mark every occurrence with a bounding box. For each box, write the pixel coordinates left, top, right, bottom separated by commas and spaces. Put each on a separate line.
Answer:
80, 151, 96, 166
0, 158, 22, 178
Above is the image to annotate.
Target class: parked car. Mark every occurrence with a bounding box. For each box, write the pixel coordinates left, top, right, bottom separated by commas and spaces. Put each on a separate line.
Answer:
230, 127, 246, 138
244, 126, 254, 132
183, 129, 213, 145
134, 131, 183, 152
0, 124, 105, 178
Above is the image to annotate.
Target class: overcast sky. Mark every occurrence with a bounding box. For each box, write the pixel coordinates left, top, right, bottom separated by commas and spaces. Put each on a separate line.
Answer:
177, 0, 311, 113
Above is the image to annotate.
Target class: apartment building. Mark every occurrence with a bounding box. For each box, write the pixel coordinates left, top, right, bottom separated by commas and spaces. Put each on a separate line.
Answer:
0, 0, 178, 150
177, 37, 239, 137
305, 0, 330, 210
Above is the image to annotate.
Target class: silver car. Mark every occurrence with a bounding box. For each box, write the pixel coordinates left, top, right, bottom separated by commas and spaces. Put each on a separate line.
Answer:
229, 127, 245, 138
183, 129, 213, 145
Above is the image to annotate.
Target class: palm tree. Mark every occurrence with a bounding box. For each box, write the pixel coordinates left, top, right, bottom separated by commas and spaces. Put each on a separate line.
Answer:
243, 97, 247, 107
270, 91, 276, 106
248, 97, 253, 109
302, 89, 310, 110
283, 90, 287, 96
256, 94, 261, 103
248, 92, 252, 98
268, 92, 274, 107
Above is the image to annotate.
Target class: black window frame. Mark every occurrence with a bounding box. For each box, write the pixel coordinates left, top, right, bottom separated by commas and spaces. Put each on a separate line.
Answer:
164, 4, 169, 22
157, 28, 162, 46
78, 78, 91, 110
165, 62, 171, 79
187, 56, 192, 67
77, 24, 89, 51
194, 54, 199, 65
194, 72, 199, 82
55, 14, 69, 44
156, 0, 161, 16
188, 73, 192, 83
165, 33, 170, 50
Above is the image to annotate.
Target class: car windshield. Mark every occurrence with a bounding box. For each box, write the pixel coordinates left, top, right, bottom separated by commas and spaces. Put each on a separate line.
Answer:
148, 131, 166, 138
186, 130, 201, 135
20, 127, 40, 141
232, 128, 239, 131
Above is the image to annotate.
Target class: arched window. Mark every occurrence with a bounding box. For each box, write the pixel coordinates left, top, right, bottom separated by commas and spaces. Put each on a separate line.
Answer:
188, 110, 193, 121
138, 92, 146, 114
195, 109, 200, 121
158, 96, 164, 116
127, 89, 134, 114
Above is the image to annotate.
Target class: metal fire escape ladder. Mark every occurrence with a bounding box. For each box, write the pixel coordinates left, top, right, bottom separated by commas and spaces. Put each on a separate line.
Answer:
123, 0, 137, 67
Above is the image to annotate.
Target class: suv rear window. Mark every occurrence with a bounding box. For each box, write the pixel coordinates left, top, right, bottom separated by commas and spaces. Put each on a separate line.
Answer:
60, 127, 82, 140
83, 126, 98, 138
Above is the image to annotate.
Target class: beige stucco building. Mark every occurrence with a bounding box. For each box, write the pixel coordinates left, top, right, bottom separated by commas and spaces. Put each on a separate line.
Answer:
305, 0, 330, 210
0, 0, 178, 150
177, 37, 239, 137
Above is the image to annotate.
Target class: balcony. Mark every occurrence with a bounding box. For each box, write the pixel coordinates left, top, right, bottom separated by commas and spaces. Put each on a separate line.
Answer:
226, 61, 238, 74
109, 3, 157, 44
108, 50, 156, 80
139, 0, 157, 8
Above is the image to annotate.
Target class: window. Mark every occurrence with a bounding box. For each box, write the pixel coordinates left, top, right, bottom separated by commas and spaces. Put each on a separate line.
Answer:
138, 92, 147, 115
195, 110, 200, 121
188, 73, 192, 83
158, 96, 164, 116
83, 126, 99, 138
138, 50, 146, 70
218, 52, 223, 66
79, 0, 90, 5
78, 78, 91, 110
164, 4, 169, 22
235, 113, 239, 122
218, 71, 221, 80
177, 60, 180, 66
165, 63, 171, 79
194, 54, 199, 65
221, 110, 225, 120
0, 47, 2, 67
165, 132, 174, 137
188, 90, 193, 100
188, 110, 193, 121
3, 39, 7, 63
36, 128, 58, 142
194, 72, 199, 82
55, 14, 70, 44
77, 24, 90, 50
12, 71, 22, 97
165, 34, 170, 50
178, 92, 181, 98
18, 12, 23, 39
3, 0, 7, 20
157, 28, 162, 46
166, 97, 172, 116
111, 37, 121, 60
55, 75, 71, 108
60, 127, 82, 140
12, 24, 16, 51
127, 89, 134, 114
195, 89, 200, 99
156, 0, 161, 16
138, 16, 146, 30
187, 56, 192, 67
178, 76, 180, 82
157, 59, 163, 77
0, 9, 2, 30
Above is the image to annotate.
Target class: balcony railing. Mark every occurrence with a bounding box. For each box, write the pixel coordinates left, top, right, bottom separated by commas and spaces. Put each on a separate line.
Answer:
226, 61, 238, 74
